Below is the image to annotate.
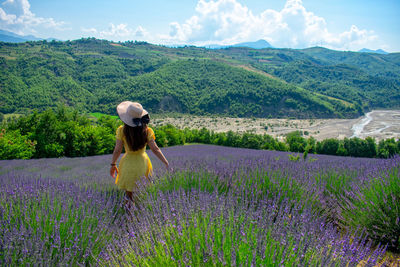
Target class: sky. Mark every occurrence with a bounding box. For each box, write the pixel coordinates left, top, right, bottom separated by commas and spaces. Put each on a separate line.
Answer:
0, 0, 399, 52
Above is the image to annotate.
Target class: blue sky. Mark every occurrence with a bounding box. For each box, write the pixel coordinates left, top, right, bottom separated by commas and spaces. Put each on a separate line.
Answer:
1, 0, 399, 52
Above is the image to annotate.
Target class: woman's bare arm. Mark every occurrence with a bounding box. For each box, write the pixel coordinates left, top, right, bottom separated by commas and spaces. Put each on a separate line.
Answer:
110, 140, 123, 178
148, 139, 169, 168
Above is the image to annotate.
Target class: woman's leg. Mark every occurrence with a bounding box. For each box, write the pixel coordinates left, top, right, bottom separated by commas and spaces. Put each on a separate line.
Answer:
124, 190, 134, 211
126, 190, 133, 201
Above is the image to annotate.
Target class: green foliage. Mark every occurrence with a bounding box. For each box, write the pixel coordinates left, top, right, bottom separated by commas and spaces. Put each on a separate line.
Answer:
4, 106, 115, 159
378, 138, 398, 158
238, 46, 400, 111
96, 115, 122, 134
288, 154, 300, 162
3, 38, 399, 118
147, 170, 227, 196
341, 169, 400, 252
336, 142, 348, 156
1, 107, 399, 160
118, 59, 342, 118
154, 124, 185, 147
343, 137, 377, 158
316, 138, 340, 155
285, 131, 307, 152
116, 210, 324, 266
0, 128, 36, 159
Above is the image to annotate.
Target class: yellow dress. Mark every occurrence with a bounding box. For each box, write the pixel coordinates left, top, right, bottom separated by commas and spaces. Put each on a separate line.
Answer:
115, 125, 155, 192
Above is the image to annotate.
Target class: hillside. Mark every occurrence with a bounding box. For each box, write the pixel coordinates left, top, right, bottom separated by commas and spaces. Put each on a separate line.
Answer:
301, 47, 400, 79
111, 59, 352, 118
1, 38, 399, 118
216, 47, 400, 109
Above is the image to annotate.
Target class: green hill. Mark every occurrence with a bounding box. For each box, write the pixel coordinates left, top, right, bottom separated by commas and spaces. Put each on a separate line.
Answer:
1, 38, 399, 118
216, 47, 400, 110
301, 47, 400, 78
109, 59, 355, 118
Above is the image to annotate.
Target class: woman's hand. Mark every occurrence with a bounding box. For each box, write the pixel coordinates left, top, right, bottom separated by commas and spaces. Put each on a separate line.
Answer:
110, 140, 122, 179
110, 165, 118, 178
165, 162, 172, 172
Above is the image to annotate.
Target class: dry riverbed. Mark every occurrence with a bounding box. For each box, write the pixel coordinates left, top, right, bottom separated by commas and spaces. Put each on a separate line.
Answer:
152, 110, 400, 141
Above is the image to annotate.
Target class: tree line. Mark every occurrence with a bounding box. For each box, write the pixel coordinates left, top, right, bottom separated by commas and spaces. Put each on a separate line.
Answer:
154, 124, 399, 159
1, 107, 399, 160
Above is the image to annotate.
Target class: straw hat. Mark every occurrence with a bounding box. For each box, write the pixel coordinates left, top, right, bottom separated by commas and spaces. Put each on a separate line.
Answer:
117, 101, 149, 127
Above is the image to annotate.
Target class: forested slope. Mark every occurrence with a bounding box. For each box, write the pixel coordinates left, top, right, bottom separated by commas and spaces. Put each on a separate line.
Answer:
217, 47, 400, 109
1, 38, 399, 118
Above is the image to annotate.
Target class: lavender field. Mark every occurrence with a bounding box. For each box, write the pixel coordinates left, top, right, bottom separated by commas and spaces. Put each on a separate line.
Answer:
1, 145, 399, 266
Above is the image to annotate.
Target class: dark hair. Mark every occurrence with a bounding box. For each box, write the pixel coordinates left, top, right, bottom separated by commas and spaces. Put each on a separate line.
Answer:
123, 124, 148, 151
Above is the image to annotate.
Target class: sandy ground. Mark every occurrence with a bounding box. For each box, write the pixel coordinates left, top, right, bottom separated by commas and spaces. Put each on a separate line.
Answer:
151, 110, 400, 141
351, 110, 400, 141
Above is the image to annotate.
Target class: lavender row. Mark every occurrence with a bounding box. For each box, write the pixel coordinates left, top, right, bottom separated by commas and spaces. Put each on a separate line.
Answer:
108, 189, 386, 266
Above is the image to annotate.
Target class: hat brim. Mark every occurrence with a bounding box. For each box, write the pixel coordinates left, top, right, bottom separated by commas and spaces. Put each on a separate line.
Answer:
117, 101, 148, 127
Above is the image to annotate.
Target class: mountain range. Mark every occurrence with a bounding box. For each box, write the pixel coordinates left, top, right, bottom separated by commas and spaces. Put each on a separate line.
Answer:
0, 29, 390, 54
358, 48, 388, 54
0, 38, 399, 118
0, 29, 58, 43
205, 39, 273, 49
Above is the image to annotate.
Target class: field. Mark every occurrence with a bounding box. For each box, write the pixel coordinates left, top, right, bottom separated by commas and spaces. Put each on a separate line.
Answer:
1, 145, 399, 266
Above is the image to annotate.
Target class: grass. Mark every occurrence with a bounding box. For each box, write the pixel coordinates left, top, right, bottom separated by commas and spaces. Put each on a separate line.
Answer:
89, 112, 119, 120
3, 113, 24, 120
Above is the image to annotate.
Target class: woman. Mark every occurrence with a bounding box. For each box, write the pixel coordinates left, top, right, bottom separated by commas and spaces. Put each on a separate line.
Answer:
109, 101, 169, 203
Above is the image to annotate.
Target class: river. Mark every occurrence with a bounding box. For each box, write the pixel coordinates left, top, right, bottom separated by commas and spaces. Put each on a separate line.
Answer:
350, 110, 400, 140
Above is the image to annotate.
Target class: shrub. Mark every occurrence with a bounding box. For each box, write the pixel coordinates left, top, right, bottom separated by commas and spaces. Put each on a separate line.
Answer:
0, 129, 36, 159
286, 131, 306, 152
317, 138, 339, 155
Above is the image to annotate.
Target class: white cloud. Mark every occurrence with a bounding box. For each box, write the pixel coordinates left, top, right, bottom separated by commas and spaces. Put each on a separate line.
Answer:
81, 27, 98, 35
81, 23, 151, 42
160, 0, 379, 50
0, 6, 16, 24
99, 23, 132, 39
134, 26, 147, 38
0, 0, 65, 36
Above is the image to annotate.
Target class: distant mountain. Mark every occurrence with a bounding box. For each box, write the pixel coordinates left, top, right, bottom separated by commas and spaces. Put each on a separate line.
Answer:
232, 39, 272, 49
0, 29, 41, 42
0, 29, 59, 43
358, 48, 388, 54
206, 39, 272, 49
0, 33, 27, 43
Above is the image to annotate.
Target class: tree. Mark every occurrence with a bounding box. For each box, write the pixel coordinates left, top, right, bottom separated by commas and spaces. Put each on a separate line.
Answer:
286, 131, 306, 152
378, 138, 398, 158
0, 129, 36, 159
241, 132, 262, 149
317, 138, 339, 155
225, 130, 241, 147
